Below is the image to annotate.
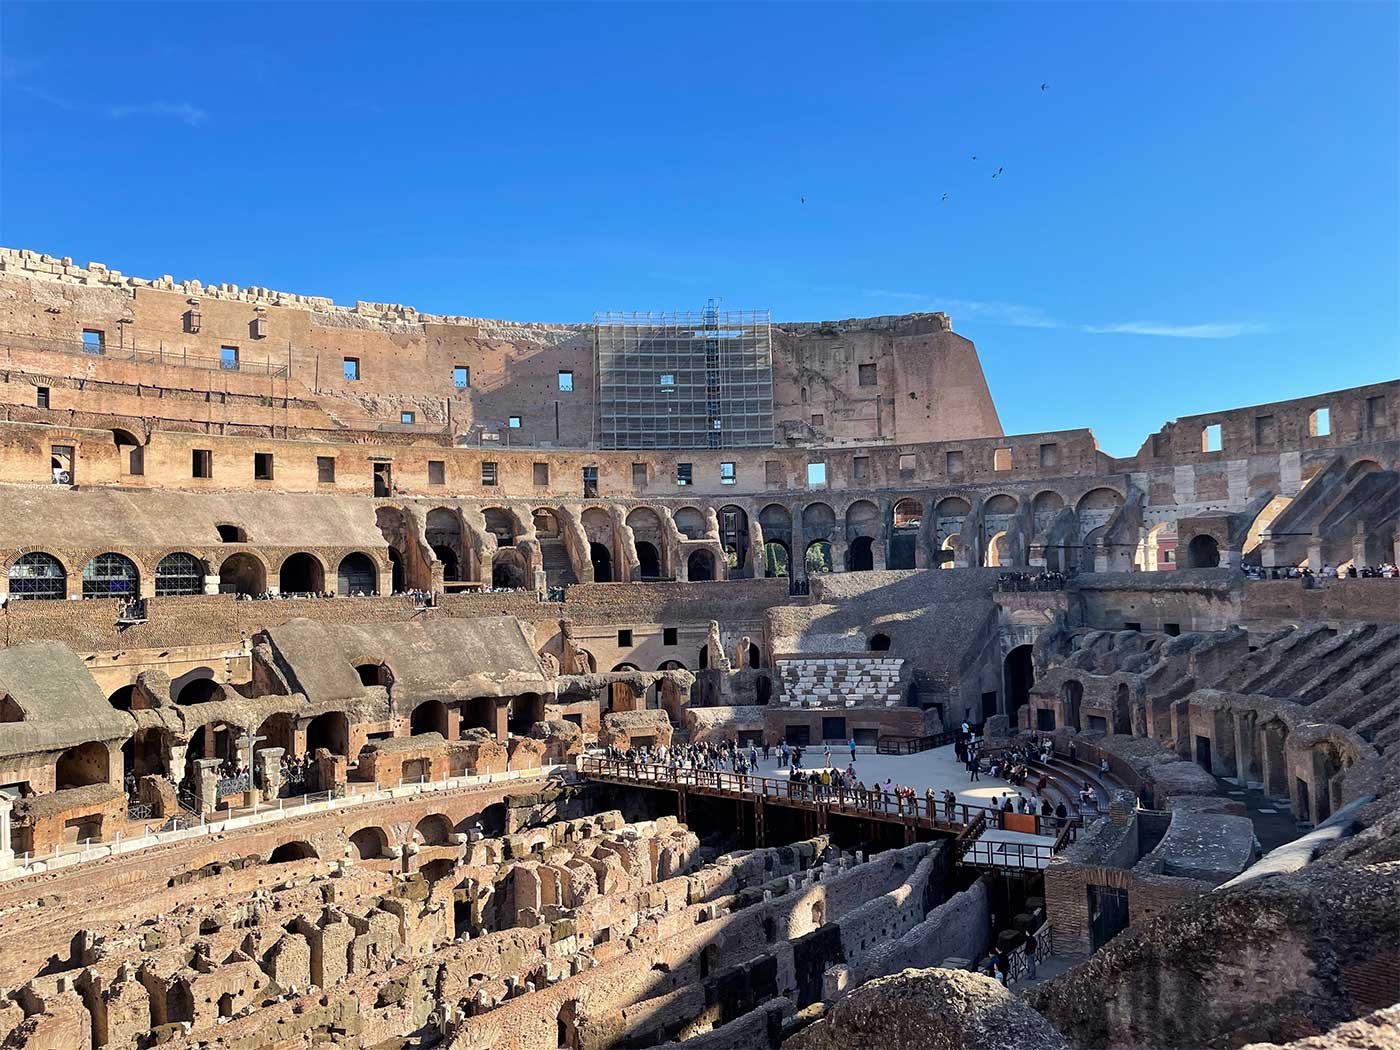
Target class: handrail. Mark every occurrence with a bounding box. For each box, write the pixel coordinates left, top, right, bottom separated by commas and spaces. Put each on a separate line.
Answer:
877, 731, 956, 755
579, 756, 1010, 829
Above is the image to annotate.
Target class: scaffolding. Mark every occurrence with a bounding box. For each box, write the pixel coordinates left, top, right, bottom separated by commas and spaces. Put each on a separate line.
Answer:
593, 302, 774, 449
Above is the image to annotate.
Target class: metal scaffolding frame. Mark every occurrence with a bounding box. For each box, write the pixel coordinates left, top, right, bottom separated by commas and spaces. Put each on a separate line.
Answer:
593, 302, 774, 449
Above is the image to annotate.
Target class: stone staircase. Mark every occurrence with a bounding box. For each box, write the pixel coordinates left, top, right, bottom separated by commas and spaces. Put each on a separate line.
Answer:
777, 657, 904, 709
540, 538, 577, 588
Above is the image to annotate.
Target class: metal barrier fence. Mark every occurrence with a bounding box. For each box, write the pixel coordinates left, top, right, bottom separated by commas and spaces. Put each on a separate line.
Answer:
876, 731, 956, 755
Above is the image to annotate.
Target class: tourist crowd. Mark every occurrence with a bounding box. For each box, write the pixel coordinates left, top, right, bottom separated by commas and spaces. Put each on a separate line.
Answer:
1242, 563, 1396, 580
995, 571, 1070, 592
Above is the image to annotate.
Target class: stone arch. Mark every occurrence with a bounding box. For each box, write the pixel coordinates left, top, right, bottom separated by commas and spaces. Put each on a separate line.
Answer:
719, 505, 749, 570
81, 552, 139, 599
1076, 487, 1125, 540
673, 506, 707, 540
890, 499, 922, 570
427, 507, 465, 584
1004, 645, 1034, 725
1186, 534, 1221, 568
847, 535, 875, 571
935, 497, 971, 563
349, 826, 388, 860
461, 696, 496, 735
267, 841, 317, 864
845, 499, 880, 540
306, 711, 349, 756
507, 693, 545, 735
763, 540, 790, 578
173, 671, 222, 705
635, 541, 662, 578
123, 725, 166, 780
7, 550, 68, 600
984, 531, 1009, 567
1345, 459, 1382, 483
532, 507, 561, 537
336, 552, 378, 595
805, 539, 833, 575
257, 712, 296, 755
939, 532, 960, 569
492, 548, 530, 589
626, 507, 666, 577
278, 552, 326, 595
355, 659, 392, 688
218, 551, 268, 596
587, 543, 611, 583
482, 507, 517, 546
1135, 521, 1172, 572
687, 549, 716, 582
154, 552, 205, 596
108, 684, 136, 710
1032, 491, 1066, 536
802, 502, 837, 540
415, 813, 455, 846
56, 741, 109, 790
410, 699, 449, 737
869, 633, 891, 652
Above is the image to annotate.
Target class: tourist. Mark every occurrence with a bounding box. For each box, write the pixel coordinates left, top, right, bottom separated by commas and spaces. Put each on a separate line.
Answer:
994, 946, 1012, 986
968, 756, 980, 782
848, 737, 857, 763
1024, 932, 1039, 979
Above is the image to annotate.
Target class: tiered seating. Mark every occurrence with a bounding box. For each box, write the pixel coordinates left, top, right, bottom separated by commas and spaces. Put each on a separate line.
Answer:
777, 657, 904, 708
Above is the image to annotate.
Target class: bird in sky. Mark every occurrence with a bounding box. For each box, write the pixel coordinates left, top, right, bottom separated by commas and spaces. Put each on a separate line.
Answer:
1041, 82, 1049, 91
992, 167, 1004, 179
800, 196, 806, 204
941, 193, 950, 202
971, 155, 977, 161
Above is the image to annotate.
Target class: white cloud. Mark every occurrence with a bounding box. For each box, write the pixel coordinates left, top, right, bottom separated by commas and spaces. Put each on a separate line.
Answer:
1079, 320, 1269, 339
107, 101, 209, 127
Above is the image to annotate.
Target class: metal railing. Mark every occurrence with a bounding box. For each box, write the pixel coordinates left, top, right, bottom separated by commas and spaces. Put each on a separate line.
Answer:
579, 756, 1006, 828
961, 838, 1055, 870
877, 731, 956, 755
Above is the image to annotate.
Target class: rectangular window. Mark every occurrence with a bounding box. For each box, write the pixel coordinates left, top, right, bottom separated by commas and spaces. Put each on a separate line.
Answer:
807, 461, 827, 487
1201, 424, 1222, 452
558, 370, 574, 392
400, 411, 416, 424
720, 462, 736, 485
677, 462, 692, 486
453, 365, 469, 389
1152, 433, 1170, 457
220, 345, 239, 371
1309, 407, 1331, 437
36, 386, 49, 409
373, 461, 392, 496
427, 460, 445, 485
254, 452, 274, 481
1039, 442, 1059, 469
993, 447, 1012, 471
853, 455, 869, 481
508, 415, 521, 429
617, 629, 633, 647
126, 446, 144, 476
51, 445, 74, 484
946, 450, 965, 475
1254, 414, 1276, 446
898, 453, 916, 476
583, 465, 598, 498
659, 373, 676, 388
81, 329, 104, 354
192, 449, 213, 479
858, 363, 877, 387
632, 462, 647, 487
533, 462, 549, 486
343, 357, 360, 381
766, 460, 782, 486
663, 627, 677, 646
316, 456, 335, 483
811, 413, 825, 427
1367, 395, 1386, 426
481, 461, 498, 487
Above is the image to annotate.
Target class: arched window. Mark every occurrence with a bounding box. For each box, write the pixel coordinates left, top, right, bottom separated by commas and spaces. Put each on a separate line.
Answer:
8, 552, 65, 600
155, 552, 204, 596
82, 553, 139, 599
1187, 534, 1221, 569
869, 633, 891, 652
337, 553, 378, 595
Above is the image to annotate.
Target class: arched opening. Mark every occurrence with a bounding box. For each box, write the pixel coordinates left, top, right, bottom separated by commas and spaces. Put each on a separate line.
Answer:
805, 540, 833, 575
763, 541, 790, 578
415, 813, 455, 846
123, 726, 166, 781
756, 676, 773, 705
984, 531, 1009, 567
533, 508, 561, 537
154, 552, 204, 597
847, 536, 874, 572
433, 545, 460, 582
802, 502, 837, 545
478, 801, 508, 836
8, 551, 66, 600
107, 684, 136, 710
411, 700, 449, 737
719, 505, 749, 571
698, 645, 710, 670
939, 532, 960, 569
461, 696, 497, 735
589, 542, 613, 583
427, 508, 464, 584
492, 549, 529, 589
215, 523, 248, 543
890, 499, 922, 570
183, 722, 234, 785
673, 507, 706, 540
388, 547, 405, 592
687, 549, 715, 582
483, 508, 516, 547
1062, 679, 1083, 732
174, 677, 222, 706
336, 552, 378, 596
267, 841, 317, 864
56, 741, 109, 790
1187, 534, 1221, 568
306, 711, 349, 757
355, 661, 391, 688
1113, 683, 1132, 735
256, 712, 295, 756
350, 828, 389, 862
609, 663, 641, 712
1076, 488, 1125, 542
81, 552, 139, 599
1004, 645, 1034, 727
635, 541, 662, 579
420, 858, 456, 883
218, 552, 266, 596
747, 643, 762, 668
279, 553, 324, 596
507, 693, 544, 736
869, 633, 891, 652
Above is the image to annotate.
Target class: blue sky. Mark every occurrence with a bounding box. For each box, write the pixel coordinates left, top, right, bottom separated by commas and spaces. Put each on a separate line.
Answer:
2, 2, 1396, 456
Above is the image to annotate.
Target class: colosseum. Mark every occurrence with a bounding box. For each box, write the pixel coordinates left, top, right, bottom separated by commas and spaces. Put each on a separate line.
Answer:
0, 246, 1393, 1050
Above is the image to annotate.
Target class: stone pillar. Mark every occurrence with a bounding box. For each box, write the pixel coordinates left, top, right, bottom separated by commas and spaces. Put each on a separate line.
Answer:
494, 700, 510, 743
256, 748, 285, 803
193, 758, 223, 815
312, 750, 348, 797
790, 505, 807, 584
0, 795, 13, 869
138, 774, 178, 819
